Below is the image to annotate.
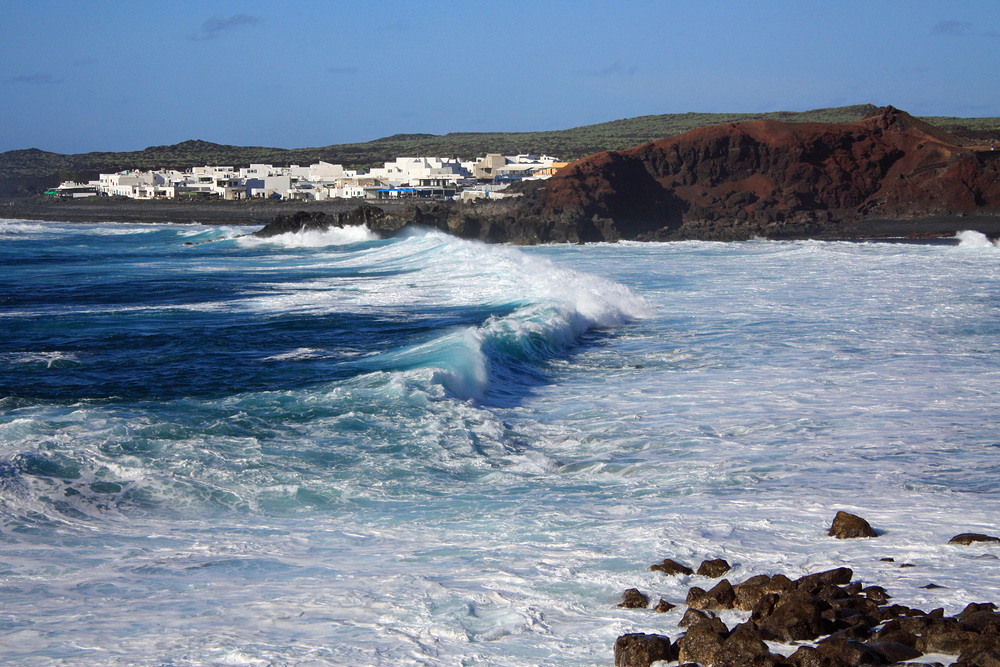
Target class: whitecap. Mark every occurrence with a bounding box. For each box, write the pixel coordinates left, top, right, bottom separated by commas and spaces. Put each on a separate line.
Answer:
956, 229, 998, 248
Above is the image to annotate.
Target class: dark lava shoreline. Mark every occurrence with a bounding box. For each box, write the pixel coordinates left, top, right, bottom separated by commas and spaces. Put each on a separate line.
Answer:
613, 513, 1000, 667
0, 196, 411, 227
4, 196, 999, 243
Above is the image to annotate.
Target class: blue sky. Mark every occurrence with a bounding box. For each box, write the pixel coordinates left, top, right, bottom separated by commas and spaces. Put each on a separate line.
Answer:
1, 0, 997, 154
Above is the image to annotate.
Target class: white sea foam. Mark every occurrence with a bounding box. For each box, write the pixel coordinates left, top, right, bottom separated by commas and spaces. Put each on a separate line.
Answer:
956, 229, 998, 247
3, 351, 80, 367
236, 224, 378, 248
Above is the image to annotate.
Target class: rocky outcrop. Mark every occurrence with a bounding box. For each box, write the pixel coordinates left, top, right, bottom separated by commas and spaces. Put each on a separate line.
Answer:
531, 106, 1000, 242
253, 107, 1000, 245
829, 511, 878, 539
618, 565, 1000, 667
650, 558, 693, 576
614, 632, 676, 667
697, 558, 732, 578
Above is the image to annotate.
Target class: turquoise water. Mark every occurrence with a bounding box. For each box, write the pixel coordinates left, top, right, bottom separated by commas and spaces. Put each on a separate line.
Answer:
1, 220, 999, 665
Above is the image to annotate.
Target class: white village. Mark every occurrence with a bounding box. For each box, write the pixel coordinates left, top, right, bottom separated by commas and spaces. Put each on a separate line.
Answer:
49, 153, 569, 202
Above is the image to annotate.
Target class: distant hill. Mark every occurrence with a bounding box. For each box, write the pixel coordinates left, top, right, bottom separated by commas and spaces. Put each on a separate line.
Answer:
2, 104, 998, 196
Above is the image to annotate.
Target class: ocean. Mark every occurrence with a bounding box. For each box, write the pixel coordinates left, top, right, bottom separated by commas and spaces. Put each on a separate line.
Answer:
1, 219, 998, 666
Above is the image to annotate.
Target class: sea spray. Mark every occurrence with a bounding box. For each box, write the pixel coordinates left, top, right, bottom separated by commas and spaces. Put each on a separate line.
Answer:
956, 229, 998, 248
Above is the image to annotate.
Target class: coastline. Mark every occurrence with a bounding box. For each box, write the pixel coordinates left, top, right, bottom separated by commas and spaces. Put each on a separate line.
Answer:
1, 196, 410, 227
4, 195, 1000, 242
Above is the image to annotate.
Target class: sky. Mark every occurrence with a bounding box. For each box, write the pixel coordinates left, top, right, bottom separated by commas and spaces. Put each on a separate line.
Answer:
1, 0, 997, 155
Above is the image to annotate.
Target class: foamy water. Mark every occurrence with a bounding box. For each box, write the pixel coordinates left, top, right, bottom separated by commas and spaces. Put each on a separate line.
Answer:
0, 220, 998, 665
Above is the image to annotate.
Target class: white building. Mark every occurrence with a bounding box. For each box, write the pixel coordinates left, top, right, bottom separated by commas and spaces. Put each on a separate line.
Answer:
368, 157, 469, 188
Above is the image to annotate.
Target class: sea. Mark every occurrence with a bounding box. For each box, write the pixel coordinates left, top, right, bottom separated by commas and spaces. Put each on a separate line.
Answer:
1, 218, 998, 666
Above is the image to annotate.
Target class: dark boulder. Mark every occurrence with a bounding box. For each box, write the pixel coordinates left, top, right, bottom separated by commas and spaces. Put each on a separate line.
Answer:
687, 579, 736, 610
614, 632, 676, 667
698, 558, 732, 578
914, 617, 981, 654
679, 607, 714, 628
717, 622, 783, 667
950, 533, 1000, 546
675, 616, 730, 666
863, 585, 891, 603
650, 558, 693, 575
653, 598, 676, 613
756, 588, 834, 642
829, 511, 878, 539
796, 568, 855, 591
955, 644, 1000, 667
866, 640, 924, 663
811, 638, 884, 666
617, 588, 650, 609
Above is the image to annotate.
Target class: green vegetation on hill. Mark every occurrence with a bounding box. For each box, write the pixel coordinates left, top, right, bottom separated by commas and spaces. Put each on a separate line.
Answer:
2, 104, 998, 196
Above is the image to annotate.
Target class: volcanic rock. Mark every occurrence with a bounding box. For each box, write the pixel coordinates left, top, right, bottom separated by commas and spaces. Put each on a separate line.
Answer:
679, 607, 714, 628
650, 558, 694, 576
698, 558, 732, 578
687, 579, 736, 610
618, 588, 650, 609
493, 106, 1000, 243
254, 204, 395, 238
755, 588, 834, 642
614, 632, 676, 667
675, 616, 730, 666
950, 533, 1000, 546
653, 598, 676, 613
829, 511, 878, 539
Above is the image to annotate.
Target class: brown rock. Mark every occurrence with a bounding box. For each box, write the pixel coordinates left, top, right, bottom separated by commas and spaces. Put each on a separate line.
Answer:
654, 598, 676, 613
617, 588, 649, 609
697, 558, 732, 578
914, 617, 980, 654
756, 589, 834, 642
813, 638, 884, 666
960, 611, 1000, 634
796, 568, 854, 591
787, 645, 840, 667
687, 579, 736, 610
950, 533, 1000, 546
679, 607, 713, 628
733, 582, 771, 611
614, 632, 676, 667
675, 617, 730, 666
685, 586, 708, 607
828, 511, 877, 539
863, 585, 891, 603
717, 622, 782, 667
955, 644, 1000, 667
866, 640, 924, 663
958, 603, 998, 618
650, 558, 694, 575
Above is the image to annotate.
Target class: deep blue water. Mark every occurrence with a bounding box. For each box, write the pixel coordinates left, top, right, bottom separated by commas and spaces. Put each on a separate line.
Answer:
1, 220, 999, 665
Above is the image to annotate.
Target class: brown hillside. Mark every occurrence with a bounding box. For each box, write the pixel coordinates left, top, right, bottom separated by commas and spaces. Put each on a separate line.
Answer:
534, 106, 1000, 240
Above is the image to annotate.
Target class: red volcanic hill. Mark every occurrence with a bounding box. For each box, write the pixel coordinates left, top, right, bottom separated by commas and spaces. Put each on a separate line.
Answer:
529, 106, 1000, 240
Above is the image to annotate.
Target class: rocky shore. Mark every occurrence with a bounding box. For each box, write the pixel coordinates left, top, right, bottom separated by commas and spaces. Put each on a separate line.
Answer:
613, 512, 1000, 667
0, 195, 411, 227
7, 107, 1000, 244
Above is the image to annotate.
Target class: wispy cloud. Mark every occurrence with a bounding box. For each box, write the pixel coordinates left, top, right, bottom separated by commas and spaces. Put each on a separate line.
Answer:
590, 61, 638, 77
9, 73, 64, 85
328, 66, 360, 75
932, 20, 973, 36
191, 14, 260, 41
